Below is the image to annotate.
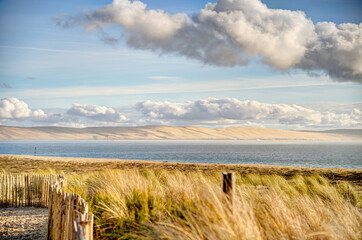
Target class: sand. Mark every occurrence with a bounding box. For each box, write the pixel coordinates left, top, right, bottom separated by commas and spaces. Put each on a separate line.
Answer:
0, 207, 48, 240
1, 125, 361, 141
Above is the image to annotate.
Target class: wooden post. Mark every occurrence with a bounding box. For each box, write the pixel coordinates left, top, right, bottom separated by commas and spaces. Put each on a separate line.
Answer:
12, 175, 15, 207
26, 174, 29, 207
44, 175, 48, 207
222, 172, 235, 208
30, 175, 33, 207
35, 175, 37, 207
47, 186, 54, 240
25, 175, 28, 207
28, 174, 31, 207
15, 175, 17, 207
7, 175, 10, 207
37, 175, 40, 207
1, 175, 3, 206
71, 193, 77, 239
22, 174, 24, 207
75, 213, 93, 240
19, 175, 21, 207
0, 175, 3, 206
5, 175, 8, 207
11, 175, 14, 207
89, 214, 94, 240
60, 193, 66, 240
8, 175, 10, 207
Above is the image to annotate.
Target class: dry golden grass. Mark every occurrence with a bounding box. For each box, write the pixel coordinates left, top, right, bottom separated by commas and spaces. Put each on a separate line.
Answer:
63, 170, 361, 240
1, 155, 361, 184
1, 155, 361, 239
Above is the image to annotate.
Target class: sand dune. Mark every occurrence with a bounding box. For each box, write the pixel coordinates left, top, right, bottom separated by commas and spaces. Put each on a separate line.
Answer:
0, 125, 361, 141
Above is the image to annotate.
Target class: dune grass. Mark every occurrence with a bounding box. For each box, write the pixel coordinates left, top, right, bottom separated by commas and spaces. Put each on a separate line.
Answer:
0, 155, 361, 239
62, 170, 361, 240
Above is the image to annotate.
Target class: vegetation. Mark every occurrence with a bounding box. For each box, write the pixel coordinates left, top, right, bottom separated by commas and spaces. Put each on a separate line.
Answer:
62, 170, 361, 240
1, 155, 362, 183
1, 155, 361, 239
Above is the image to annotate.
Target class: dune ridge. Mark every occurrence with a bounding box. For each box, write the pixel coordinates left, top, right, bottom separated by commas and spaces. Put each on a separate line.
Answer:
0, 125, 361, 141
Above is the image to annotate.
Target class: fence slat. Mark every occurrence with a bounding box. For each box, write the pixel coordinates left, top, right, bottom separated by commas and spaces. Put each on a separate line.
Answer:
1, 175, 3, 206
10, 174, 13, 207
15, 175, 17, 207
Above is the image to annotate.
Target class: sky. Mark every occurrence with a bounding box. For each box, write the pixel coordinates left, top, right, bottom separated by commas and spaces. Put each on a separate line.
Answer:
0, 0, 361, 129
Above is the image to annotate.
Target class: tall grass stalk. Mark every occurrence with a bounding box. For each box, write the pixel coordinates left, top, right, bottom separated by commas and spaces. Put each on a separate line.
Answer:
64, 170, 361, 240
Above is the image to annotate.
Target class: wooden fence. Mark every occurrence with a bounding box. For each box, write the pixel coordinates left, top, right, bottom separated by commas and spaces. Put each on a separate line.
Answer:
47, 182, 93, 240
0, 174, 62, 208
0, 172, 234, 239
0, 174, 93, 240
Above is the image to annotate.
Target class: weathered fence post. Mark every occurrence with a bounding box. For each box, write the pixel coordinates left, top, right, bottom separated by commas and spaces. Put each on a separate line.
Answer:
75, 213, 94, 240
222, 172, 235, 208
5, 175, 8, 207
47, 185, 54, 240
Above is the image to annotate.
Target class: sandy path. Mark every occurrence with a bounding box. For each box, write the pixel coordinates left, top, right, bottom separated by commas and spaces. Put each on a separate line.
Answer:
0, 207, 48, 240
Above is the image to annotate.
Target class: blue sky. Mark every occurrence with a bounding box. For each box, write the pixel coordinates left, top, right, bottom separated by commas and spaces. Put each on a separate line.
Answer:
0, 0, 361, 129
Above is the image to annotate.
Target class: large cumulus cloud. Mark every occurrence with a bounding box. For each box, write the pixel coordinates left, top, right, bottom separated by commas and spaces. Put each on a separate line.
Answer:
135, 98, 362, 128
54, 0, 362, 83
67, 103, 127, 122
0, 98, 45, 120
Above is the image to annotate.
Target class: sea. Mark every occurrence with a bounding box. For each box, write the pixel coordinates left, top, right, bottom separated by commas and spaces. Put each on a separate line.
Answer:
0, 141, 361, 169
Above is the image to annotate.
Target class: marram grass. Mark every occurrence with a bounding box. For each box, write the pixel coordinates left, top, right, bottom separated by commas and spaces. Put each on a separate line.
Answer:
63, 170, 361, 240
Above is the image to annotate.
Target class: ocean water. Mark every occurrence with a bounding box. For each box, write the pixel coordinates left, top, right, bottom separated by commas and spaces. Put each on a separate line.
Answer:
0, 141, 361, 169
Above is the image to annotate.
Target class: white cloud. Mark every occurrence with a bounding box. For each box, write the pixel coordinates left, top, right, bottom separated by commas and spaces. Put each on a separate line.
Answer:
30, 109, 48, 121
0, 98, 127, 126
0, 98, 81, 126
54, 0, 362, 83
0, 97, 33, 119
1, 97, 360, 129
67, 103, 127, 122
33, 113, 81, 126
199, 0, 315, 70
135, 98, 362, 128
351, 108, 362, 120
